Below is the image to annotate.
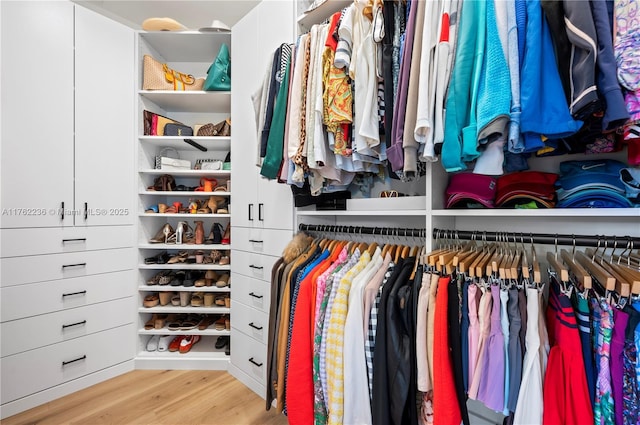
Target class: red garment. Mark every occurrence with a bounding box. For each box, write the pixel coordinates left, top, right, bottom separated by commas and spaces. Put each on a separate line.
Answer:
542, 278, 594, 425
432, 276, 462, 425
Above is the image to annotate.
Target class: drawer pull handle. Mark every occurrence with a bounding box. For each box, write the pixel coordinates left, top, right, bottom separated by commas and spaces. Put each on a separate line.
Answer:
62, 290, 87, 298
258, 203, 264, 221
62, 238, 87, 243
248, 292, 264, 299
248, 322, 263, 330
62, 320, 87, 329
84, 202, 88, 220
62, 263, 87, 269
249, 265, 264, 270
248, 357, 263, 367
62, 355, 86, 366
61, 201, 65, 220
248, 239, 264, 243
248, 204, 254, 221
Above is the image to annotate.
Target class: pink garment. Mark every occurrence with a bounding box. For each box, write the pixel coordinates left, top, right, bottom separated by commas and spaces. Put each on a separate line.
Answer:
362, 253, 392, 335
416, 273, 432, 392
467, 283, 481, 390
468, 284, 493, 399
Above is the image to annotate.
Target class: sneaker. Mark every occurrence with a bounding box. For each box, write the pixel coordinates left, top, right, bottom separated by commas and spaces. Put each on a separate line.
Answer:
179, 335, 201, 354
168, 335, 185, 352
157, 335, 173, 352
146, 335, 160, 351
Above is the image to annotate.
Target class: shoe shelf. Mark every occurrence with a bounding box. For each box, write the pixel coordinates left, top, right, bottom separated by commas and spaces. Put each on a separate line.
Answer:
138, 306, 230, 314
138, 90, 231, 113
139, 31, 230, 62
139, 264, 231, 271
138, 136, 231, 151
138, 285, 231, 292
139, 243, 230, 250
139, 213, 232, 219
139, 329, 231, 336
139, 190, 231, 197
135, 342, 230, 370
139, 169, 231, 177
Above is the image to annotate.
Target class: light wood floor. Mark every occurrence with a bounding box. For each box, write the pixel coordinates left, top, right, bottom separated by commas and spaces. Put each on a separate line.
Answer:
2, 370, 289, 425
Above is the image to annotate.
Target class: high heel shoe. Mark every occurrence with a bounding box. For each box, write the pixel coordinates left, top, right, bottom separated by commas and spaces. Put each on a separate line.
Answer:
205, 223, 224, 245
207, 196, 218, 214
221, 223, 231, 245
167, 221, 188, 244
149, 223, 174, 244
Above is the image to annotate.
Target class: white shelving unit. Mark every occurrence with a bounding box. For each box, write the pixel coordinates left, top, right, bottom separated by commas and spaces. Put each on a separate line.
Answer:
135, 28, 233, 370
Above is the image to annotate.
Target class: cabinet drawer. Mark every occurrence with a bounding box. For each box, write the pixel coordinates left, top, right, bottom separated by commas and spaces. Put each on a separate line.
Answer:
230, 332, 266, 385
231, 227, 292, 257
1, 324, 134, 404
1, 297, 133, 357
1, 248, 135, 287
1, 226, 133, 258
231, 250, 279, 282
231, 301, 268, 345
1, 270, 133, 322
230, 273, 270, 314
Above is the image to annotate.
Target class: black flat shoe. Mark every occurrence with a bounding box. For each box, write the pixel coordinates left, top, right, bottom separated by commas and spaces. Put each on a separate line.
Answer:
215, 335, 230, 349
144, 251, 169, 264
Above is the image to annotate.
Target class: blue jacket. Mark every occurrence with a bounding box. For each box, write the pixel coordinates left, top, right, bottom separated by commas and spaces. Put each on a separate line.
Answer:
520, 0, 582, 152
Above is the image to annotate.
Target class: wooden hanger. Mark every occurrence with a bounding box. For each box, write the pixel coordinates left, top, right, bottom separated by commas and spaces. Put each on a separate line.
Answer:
575, 250, 616, 292
587, 247, 639, 296
367, 241, 379, 257
471, 244, 496, 278
547, 251, 569, 282
560, 248, 592, 290
529, 238, 542, 284
509, 249, 521, 282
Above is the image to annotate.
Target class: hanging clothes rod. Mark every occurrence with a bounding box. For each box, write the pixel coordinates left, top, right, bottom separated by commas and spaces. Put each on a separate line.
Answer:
298, 223, 426, 238
432, 228, 640, 248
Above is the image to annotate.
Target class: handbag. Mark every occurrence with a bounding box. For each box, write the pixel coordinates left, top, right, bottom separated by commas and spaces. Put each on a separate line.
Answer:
204, 44, 231, 91
142, 55, 205, 91
163, 123, 194, 136
144, 110, 184, 136
150, 174, 176, 191
197, 119, 231, 137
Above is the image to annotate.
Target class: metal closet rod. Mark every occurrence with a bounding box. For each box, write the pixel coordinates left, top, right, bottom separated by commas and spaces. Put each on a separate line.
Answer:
432, 228, 640, 248
298, 224, 426, 238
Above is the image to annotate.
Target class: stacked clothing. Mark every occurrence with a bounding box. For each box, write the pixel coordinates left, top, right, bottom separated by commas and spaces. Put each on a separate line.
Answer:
555, 160, 632, 208
495, 171, 558, 208
620, 167, 640, 206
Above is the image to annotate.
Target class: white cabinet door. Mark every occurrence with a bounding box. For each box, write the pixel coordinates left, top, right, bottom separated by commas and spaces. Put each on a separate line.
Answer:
74, 6, 134, 226
231, 7, 260, 229
0, 1, 74, 228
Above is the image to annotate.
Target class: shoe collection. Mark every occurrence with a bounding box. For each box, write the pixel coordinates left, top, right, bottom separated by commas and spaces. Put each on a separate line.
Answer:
144, 313, 230, 331
146, 334, 201, 354
145, 270, 231, 288
148, 222, 231, 245
145, 194, 230, 215
144, 249, 230, 265
143, 288, 230, 308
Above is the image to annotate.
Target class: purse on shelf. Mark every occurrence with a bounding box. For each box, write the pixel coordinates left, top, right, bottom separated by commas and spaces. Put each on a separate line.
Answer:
144, 110, 184, 136
164, 123, 194, 137
203, 44, 231, 91
154, 147, 191, 170
194, 159, 223, 170
150, 174, 176, 192
197, 119, 231, 137
142, 55, 205, 91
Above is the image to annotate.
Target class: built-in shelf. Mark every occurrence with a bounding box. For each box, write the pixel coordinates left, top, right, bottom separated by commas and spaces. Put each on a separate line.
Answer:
139, 264, 231, 271
138, 285, 231, 292
139, 329, 231, 336
431, 208, 640, 217
139, 169, 230, 177
138, 306, 230, 314
139, 90, 231, 113
140, 191, 231, 197
296, 209, 427, 217
139, 243, 230, 250
139, 213, 231, 218
139, 31, 230, 62
138, 136, 231, 151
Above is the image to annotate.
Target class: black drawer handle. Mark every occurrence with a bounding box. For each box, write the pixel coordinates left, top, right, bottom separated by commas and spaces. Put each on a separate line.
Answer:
248, 357, 263, 367
249, 265, 263, 270
62, 290, 87, 298
61, 201, 65, 220
62, 238, 87, 243
248, 239, 264, 243
62, 355, 86, 366
62, 320, 87, 329
248, 292, 264, 299
258, 203, 264, 221
62, 263, 86, 269
248, 322, 263, 330
248, 204, 254, 221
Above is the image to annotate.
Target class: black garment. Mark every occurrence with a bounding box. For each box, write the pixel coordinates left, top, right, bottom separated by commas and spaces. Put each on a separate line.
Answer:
382, 0, 395, 150
386, 257, 416, 425
260, 47, 282, 158
506, 287, 523, 413
372, 257, 405, 425
266, 257, 285, 410
448, 276, 470, 425
540, 0, 572, 104
408, 265, 422, 425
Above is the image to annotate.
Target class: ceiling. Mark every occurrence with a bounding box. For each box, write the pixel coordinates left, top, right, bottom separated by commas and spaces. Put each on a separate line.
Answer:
74, 1, 262, 30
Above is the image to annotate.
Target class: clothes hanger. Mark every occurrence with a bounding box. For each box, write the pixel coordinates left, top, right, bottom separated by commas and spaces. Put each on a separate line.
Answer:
546, 235, 569, 282
367, 228, 379, 256
575, 248, 616, 292
529, 235, 542, 284
586, 239, 634, 297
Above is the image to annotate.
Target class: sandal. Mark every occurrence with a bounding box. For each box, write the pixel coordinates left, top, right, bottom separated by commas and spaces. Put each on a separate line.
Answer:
221, 223, 231, 245
145, 313, 167, 330
168, 313, 187, 330
198, 315, 216, 330
219, 253, 230, 265
205, 223, 224, 245
159, 291, 172, 306
147, 270, 170, 285
191, 292, 205, 307
204, 293, 215, 307
216, 273, 230, 288
210, 250, 222, 264
170, 270, 186, 286
171, 293, 181, 306
143, 294, 159, 308
167, 251, 189, 264
205, 270, 219, 286
158, 271, 174, 285
181, 313, 203, 330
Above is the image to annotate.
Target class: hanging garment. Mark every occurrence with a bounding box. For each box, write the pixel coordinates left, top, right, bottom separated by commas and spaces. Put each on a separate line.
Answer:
417, 271, 432, 392
500, 287, 510, 415
477, 284, 506, 412
460, 278, 471, 392
611, 308, 629, 425
513, 286, 544, 424
591, 295, 616, 425
448, 276, 470, 425
572, 292, 595, 409
468, 283, 492, 399
266, 256, 286, 409
432, 275, 463, 425
622, 304, 640, 425
506, 287, 523, 413
542, 276, 594, 425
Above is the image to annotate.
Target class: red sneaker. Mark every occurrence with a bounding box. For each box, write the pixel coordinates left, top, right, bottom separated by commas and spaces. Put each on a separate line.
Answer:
168, 335, 185, 352
179, 335, 201, 353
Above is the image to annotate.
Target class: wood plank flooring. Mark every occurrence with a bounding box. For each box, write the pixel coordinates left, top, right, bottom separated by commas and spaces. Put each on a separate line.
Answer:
2, 371, 289, 425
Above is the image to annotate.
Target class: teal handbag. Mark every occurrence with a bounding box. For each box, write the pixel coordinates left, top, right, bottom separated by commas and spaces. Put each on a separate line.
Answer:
204, 43, 231, 91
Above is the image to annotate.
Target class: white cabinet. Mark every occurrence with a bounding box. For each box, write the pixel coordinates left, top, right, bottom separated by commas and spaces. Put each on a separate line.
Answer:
1, 1, 74, 228
134, 30, 233, 370
1, 2, 134, 229
230, 0, 295, 231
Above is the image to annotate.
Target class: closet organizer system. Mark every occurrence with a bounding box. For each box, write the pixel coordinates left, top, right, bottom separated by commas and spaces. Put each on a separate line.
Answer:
269, 225, 640, 425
